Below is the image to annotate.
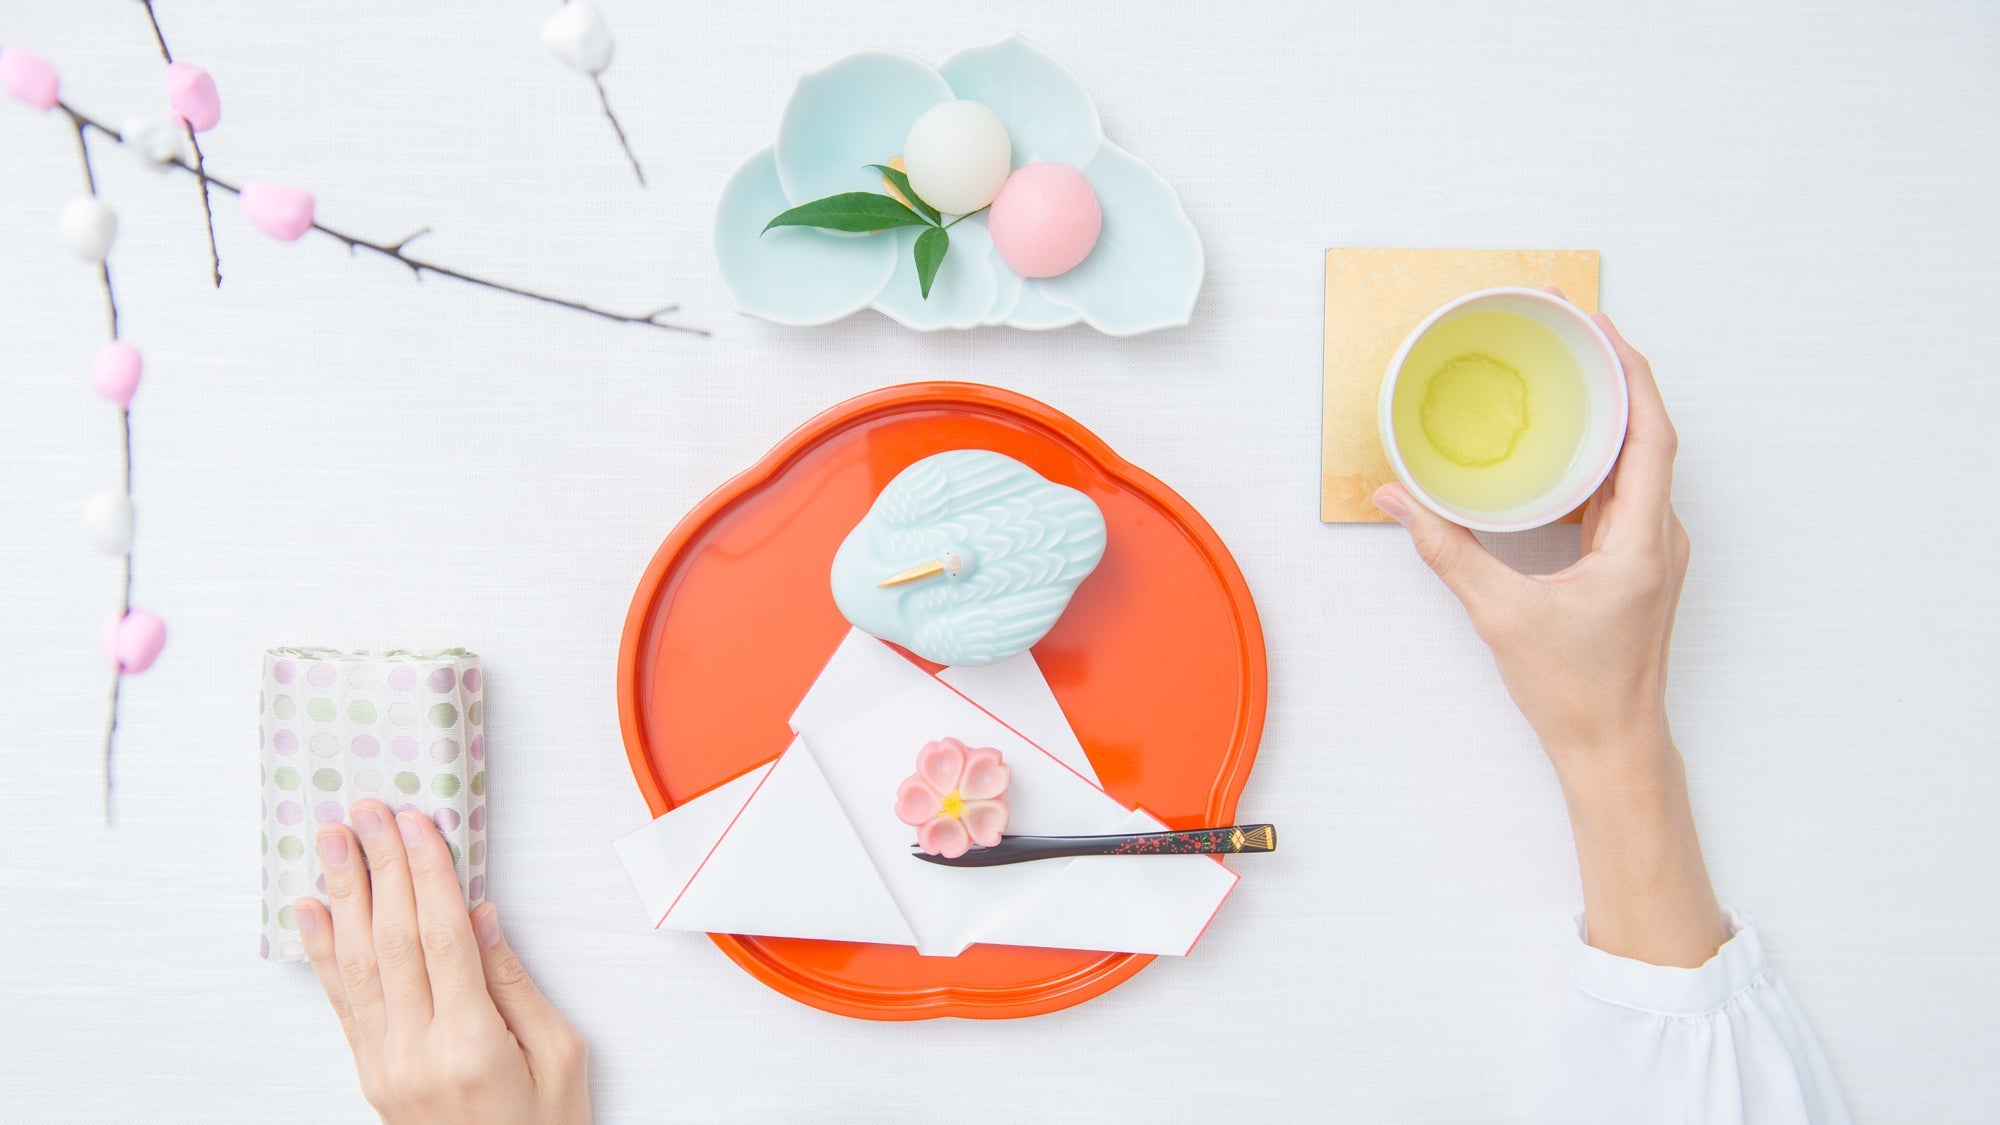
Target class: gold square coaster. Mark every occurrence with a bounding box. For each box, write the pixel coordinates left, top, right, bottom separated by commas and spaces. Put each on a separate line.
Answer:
1321, 248, 1600, 523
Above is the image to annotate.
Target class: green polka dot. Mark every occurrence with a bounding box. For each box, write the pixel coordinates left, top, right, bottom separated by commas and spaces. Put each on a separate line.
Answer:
259, 831, 268, 856
394, 771, 420, 795
259, 690, 266, 714
312, 768, 343, 792
272, 695, 296, 719
347, 699, 378, 724
307, 697, 336, 723
277, 905, 297, 931
431, 774, 461, 798
470, 771, 485, 797
428, 702, 458, 728
258, 762, 266, 785
467, 701, 483, 727
277, 836, 304, 860
273, 766, 301, 791
448, 841, 461, 865
260, 901, 269, 925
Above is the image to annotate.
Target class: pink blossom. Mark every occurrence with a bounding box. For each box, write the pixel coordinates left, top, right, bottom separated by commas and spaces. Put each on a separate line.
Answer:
102, 608, 167, 674
0, 47, 58, 111
91, 341, 142, 408
165, 61, 220, 132
240, 182, 315, 241
895, 737, 1010, 859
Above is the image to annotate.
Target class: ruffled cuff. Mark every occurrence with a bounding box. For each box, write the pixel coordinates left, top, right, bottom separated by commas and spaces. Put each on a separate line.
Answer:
1568, 908, 1768, 1017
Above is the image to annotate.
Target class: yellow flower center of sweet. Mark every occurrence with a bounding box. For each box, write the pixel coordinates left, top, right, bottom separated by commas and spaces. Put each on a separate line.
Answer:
939, 791, 964, 819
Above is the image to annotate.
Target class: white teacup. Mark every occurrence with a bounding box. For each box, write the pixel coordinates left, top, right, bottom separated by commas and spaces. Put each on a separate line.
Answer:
1377, 287, 1628, 533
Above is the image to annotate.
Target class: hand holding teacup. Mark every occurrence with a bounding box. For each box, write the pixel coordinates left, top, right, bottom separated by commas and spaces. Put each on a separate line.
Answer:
1374, 295, 1729, 970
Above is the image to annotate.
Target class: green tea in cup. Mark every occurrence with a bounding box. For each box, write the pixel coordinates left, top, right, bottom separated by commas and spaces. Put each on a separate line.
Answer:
1379, 288, 1627, 532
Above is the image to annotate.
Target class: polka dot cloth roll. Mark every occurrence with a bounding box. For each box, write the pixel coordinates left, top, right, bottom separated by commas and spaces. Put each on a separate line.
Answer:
259, 648, 487, 963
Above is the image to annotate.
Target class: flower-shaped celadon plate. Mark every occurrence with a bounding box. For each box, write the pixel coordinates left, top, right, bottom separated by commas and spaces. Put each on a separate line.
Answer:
714, 36, 1203, 335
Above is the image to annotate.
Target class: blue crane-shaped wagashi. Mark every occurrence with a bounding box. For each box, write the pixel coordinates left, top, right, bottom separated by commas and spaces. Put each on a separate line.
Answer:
830, 450, 1108, 667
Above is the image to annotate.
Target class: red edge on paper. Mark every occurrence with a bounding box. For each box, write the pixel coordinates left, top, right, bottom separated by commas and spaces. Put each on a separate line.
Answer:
651, 759, 782, 929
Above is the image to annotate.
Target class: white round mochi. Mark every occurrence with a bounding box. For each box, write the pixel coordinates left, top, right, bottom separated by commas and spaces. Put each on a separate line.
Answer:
902, 100, 1012, 216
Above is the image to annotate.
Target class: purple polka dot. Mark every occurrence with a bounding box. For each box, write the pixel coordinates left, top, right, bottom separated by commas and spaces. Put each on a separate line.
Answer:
387, 666, 417, 692
470, 805, 485, 831
273, 730, 298, 756
428, 667, 457, 693
315, 801, 344, 824
260, 935, 271, 958
261, 797, 268, 819
468, 875, 485, 900
433, 809, 461, 833
391, 735, 418, 761
462, 668, 480, 693
351, 733, 380, 758
307, 662, 336, 689
469, 734, 484, 761
272, 659, 296, 684
261, 867, 269, 889
275, 800, 303, 826
315, 874, 326, 894
396, 802, 418, 815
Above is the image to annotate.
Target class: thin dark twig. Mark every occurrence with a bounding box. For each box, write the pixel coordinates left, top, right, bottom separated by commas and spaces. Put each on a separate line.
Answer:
104, 425, 132, 828
103, 675, 121, 825
141, 0, 173, 63
66, 113, 119, 338
59, 101, 704, 335
591, 74, 646, 187
69, 106, 132, 826
186, 129, 221, 286
390, 226, 432, 253
141, 1, 223, 285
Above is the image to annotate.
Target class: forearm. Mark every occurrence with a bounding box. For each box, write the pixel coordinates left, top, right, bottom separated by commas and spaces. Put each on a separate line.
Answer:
1553, 734, 1729, 968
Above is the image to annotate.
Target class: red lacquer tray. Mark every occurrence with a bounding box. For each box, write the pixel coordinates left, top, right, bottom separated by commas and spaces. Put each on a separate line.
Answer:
616, 382, 1266, 1020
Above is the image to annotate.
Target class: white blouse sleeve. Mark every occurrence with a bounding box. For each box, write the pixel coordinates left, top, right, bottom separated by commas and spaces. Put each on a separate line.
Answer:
1536, 911, 1851, 1125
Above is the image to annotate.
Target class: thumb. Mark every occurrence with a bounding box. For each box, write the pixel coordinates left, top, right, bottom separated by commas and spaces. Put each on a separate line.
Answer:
472, 903, 568, 1053
1372, 484, 1511, 606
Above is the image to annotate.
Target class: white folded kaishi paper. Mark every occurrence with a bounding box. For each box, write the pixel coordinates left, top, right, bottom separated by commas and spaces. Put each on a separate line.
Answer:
259, 648, 487, 963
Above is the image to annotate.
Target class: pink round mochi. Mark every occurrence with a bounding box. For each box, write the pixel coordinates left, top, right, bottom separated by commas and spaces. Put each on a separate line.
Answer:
102, 608, 167, 674
0, 47, 59, 111
987, 163, 1102, 279
241, 182, 315, 241
165, 61, 220, 132
91, 341, 143, 408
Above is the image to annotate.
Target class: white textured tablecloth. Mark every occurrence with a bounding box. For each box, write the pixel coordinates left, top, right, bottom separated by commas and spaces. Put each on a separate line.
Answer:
1, 2, 1994, 1121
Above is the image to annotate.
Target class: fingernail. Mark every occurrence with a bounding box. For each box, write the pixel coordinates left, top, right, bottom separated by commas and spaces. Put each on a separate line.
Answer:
295, 901, 320, 936
1373, 488, 1410, 524
352, 804, 385, 840
397, 810, 425, 849
318, 829, 350, 868
475, 904, 502, 948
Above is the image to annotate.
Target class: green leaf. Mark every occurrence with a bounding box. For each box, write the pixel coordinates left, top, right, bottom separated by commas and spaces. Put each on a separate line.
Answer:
913, 226, 949, 300
763, 192, 929, 235
866, 164, 940, 225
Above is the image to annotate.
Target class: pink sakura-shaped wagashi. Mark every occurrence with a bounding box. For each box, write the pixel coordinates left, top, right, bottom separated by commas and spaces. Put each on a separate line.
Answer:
895, 737, 1009, 859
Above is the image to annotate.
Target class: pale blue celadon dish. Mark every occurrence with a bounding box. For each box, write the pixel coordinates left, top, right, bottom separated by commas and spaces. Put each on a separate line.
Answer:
830, 450, 1108, 666
714, 36, 1204, 335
